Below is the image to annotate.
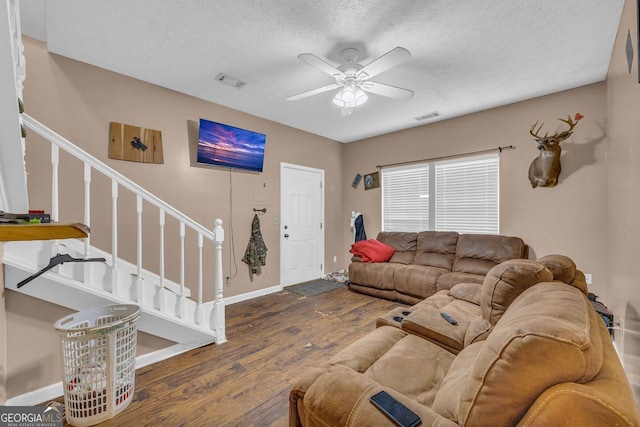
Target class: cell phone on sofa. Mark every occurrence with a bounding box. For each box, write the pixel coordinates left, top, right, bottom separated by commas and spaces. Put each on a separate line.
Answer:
370, 390, 422, 427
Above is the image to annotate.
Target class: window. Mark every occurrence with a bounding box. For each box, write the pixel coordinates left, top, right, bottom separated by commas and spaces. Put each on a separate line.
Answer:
382, 153, 499, 234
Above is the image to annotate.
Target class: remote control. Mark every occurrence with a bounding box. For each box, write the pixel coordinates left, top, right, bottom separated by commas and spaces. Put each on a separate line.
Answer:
440, 312, 458, 325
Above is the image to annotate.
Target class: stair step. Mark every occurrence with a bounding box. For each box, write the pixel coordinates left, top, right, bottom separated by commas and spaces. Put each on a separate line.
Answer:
3, 240, 221, 345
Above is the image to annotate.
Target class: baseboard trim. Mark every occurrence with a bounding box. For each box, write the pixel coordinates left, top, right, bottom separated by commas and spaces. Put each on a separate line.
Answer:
225, 284, 284, 305
5, 343, 195, 407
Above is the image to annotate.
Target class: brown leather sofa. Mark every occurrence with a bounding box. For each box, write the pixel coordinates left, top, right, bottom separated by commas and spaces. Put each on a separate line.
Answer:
348, 231, 527, 305
290, 258, 640, 426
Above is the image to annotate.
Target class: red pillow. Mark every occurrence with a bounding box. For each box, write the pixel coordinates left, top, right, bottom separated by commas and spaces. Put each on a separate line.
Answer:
350, 239, 395, 263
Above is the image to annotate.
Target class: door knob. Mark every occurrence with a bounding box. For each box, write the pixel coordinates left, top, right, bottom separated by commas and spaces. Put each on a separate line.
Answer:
284, 234, 289, 238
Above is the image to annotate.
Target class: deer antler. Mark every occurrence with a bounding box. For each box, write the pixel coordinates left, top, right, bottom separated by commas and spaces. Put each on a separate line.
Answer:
529, 121, 548, 140
530, 113, 583, 143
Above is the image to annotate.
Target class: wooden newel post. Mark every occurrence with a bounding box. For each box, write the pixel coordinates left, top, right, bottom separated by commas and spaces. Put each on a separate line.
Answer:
213, 219, 226, 343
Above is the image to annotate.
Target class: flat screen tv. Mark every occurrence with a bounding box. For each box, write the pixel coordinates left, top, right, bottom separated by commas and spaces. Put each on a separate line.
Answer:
197, 118, 266, 173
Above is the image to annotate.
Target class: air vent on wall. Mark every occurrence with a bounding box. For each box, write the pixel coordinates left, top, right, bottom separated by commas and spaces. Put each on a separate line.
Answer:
215, 73, 247, 89
414, 111, 440, 121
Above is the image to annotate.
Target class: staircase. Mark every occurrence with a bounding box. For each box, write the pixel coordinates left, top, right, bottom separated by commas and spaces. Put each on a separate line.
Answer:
0, 1, 228, 405
3, 114, 227, 347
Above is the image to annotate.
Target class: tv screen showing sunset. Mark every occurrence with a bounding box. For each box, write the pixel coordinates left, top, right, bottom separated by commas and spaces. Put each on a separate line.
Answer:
197, 119, 266, 172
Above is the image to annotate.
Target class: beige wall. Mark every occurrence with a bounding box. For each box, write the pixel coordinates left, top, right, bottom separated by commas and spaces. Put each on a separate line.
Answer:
605, 0, 640, 397
342, 84, 609, 294
7, 37, 344, 397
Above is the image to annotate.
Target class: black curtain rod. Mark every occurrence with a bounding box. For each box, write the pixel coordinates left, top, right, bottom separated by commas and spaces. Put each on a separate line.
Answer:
376, 145, 516, 169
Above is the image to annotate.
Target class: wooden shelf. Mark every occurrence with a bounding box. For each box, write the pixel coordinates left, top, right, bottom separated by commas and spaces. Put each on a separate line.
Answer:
0, 223, 89, 242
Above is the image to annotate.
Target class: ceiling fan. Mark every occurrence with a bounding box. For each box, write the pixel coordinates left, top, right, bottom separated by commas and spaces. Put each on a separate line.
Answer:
287, 47, 414, 116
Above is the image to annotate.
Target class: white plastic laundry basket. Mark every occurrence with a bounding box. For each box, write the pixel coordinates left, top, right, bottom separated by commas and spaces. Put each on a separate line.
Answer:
54, 304, 140, 427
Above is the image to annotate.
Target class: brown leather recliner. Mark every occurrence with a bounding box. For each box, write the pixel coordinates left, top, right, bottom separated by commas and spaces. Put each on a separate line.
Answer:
290, 259, 640, 426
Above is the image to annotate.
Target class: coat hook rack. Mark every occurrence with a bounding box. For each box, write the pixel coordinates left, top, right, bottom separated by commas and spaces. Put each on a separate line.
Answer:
253, 208, 267, 214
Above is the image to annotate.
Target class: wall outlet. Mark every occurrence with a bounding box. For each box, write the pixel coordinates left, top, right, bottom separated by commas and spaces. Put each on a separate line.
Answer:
584, 273, 592, 285
225, 276, 231, 285
333, 256, 337, 263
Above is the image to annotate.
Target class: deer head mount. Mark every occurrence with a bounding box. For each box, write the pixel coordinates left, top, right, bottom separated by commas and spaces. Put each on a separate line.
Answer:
528, 113, 583, 188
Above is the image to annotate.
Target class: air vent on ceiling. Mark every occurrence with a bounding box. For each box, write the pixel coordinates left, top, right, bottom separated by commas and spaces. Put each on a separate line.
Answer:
414, 111, 441, 121
215, 73, 247, 89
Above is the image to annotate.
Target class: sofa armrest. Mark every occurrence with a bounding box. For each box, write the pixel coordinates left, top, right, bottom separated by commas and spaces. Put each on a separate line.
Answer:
298, 364, 457, 427
402, 306, 472, 353
289, 364, 332, 427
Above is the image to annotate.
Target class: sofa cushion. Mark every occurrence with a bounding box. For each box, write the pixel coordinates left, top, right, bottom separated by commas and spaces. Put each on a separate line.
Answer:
328, 326, 408, 373
393, 265, 448, 300
364, 333, 456, 406
457, 283, 603, 426
413, 231, 459, 269
431, 341, 482, 421
377, 232, 417, 264
536, 254, 576, 284
537, 254, 590, 296
348, 261, 399, 291
452, 234, 526, 275
437, 271, 485, 290
481, 259, 553, 325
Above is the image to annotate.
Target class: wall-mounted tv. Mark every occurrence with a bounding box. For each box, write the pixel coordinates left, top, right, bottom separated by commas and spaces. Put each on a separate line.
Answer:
197, 118, 266, 173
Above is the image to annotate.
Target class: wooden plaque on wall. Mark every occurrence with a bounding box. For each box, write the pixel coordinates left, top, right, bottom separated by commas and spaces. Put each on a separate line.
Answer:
109, 122, 164, 164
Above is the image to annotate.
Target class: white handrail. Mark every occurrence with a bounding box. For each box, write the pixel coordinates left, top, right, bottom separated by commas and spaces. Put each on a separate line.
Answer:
22, 114, 215, 240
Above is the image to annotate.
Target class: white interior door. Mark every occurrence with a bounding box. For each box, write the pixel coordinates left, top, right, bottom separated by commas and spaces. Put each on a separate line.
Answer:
280, 163, 324, 286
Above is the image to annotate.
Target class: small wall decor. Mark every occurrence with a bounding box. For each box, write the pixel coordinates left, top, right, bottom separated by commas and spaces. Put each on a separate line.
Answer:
638, 0, 640, 82
626, 28, 634, 75
351, 173, 362, 188
109, 122, 164, 164
363, 172, 380, 190
528, 113, 583, 188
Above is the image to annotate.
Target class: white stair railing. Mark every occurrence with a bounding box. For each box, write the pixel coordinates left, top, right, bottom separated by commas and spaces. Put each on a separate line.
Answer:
21, 113, 226, 343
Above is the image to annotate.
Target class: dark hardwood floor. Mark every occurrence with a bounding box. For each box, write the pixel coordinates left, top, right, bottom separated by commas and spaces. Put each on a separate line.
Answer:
66, 286, 401, 426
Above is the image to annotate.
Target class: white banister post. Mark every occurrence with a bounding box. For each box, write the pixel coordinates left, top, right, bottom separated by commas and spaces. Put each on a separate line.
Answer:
158, 209, 165, 312
51, 145, 59, 222
197, 232, 203, 325
136, 195, 143, 304
83, 162, 91, 284
213, 219, 226, 343
179, 222, 186, 319
111, 180, 118, 294
50, 145, 60, 257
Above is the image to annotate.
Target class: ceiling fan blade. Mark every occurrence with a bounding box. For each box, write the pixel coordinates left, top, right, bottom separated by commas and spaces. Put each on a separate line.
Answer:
298, 53, 345, 78
357, 47, 411, 79
286, 83, 341, 101
361, 81, 414, 100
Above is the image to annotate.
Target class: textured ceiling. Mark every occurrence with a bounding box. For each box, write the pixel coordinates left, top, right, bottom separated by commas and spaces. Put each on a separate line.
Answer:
20, 0, 624, 143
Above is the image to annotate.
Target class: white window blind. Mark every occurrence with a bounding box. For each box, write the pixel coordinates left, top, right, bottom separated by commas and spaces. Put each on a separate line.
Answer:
435, 154, 499, 233
382, 153, 499, 234
382, 164, 429, 232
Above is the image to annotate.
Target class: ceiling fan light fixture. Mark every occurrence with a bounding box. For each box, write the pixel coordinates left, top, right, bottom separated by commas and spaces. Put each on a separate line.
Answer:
353, 88, 368, 106
341, 81, 356, 103
333, 85, 368, 108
